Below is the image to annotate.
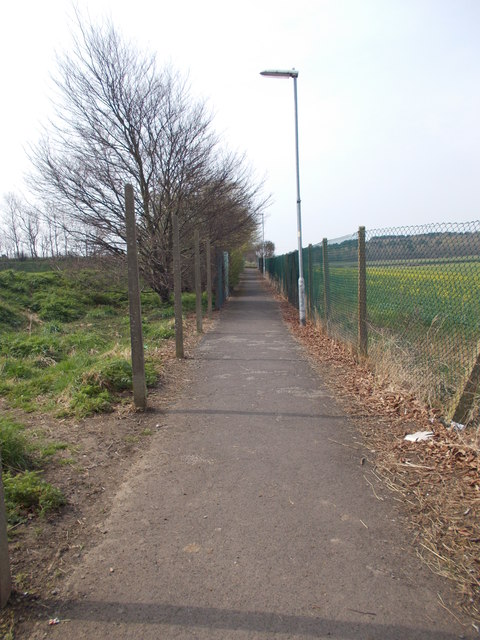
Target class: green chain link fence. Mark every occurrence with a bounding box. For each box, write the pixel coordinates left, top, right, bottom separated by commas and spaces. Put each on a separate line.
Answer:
266, 221, 480, 425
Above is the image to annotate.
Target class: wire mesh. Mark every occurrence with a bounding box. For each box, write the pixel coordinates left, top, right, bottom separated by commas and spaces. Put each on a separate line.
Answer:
266, 221, 480, 421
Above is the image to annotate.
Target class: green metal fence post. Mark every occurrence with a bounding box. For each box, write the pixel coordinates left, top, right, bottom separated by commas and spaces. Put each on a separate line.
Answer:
358, 226, 368, 357
322, 238, 331, 329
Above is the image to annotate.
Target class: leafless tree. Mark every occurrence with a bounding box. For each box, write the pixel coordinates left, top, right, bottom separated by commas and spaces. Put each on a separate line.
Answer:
30, 16, 265, 299
2, 193, 24, 258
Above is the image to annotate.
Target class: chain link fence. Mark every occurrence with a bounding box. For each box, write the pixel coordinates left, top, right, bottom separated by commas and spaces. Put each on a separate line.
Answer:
266, 221, 480, 424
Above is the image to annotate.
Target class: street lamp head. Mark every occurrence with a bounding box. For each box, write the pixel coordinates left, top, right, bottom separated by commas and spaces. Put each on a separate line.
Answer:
260, 69, 298, 79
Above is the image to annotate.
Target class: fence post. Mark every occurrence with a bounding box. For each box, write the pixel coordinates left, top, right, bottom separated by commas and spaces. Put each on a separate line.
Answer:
206, 238, 212, 319
358, 226, 368, 357
0, 453, 11, 608
194, 229, 202, 333
215, 248, 223, 310
172, 213, 184, 358
451, 350, 480, 425
308, 244, 313, 319
124, 184, 146, 410
322, 238, 330, 328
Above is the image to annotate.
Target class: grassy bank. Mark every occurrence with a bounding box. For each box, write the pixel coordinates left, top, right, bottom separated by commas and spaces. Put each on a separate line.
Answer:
0, 263, 206, 527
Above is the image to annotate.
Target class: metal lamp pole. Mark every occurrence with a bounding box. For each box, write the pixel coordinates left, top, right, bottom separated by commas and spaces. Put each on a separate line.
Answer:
260, 68, 306, 325
262, 209, 266, 277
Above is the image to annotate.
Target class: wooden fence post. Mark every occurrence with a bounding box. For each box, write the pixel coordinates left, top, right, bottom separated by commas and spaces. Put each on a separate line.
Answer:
124, 184, 146, 410
194, 229, 202, 333
451, 348, 480, 425
322, 238, 330, 328
0, 454, 11, 608
172, 213, 184, 358
358, 226, 368, 357
206, 238, 212, 319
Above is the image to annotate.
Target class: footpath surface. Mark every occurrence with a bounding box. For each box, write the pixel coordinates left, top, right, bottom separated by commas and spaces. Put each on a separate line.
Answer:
31, 271, 472, 639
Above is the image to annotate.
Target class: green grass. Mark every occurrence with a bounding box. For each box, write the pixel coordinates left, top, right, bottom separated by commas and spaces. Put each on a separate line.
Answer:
3, 471, 66, 524
0, 262, 205, 528
0, 416, 66, 526
0, 266, 199, 417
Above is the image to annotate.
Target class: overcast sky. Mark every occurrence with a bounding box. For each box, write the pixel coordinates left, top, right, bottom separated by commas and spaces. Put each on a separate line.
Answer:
1, 0, 479, 254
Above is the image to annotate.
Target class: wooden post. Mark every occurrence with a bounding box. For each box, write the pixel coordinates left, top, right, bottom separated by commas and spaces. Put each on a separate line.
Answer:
194, 229, 202, 333
451, 348, 480, 425
124, 184, 146, 410
206, 238, 212, 319
308, 244, 313, 319
172, 213, 184, 358
322, 238, 330, 328
358, 226, 368, 358
0, 455, 11, 608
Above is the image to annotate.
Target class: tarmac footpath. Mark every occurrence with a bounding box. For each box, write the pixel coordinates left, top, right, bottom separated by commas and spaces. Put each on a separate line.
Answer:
31, 270, 473, 639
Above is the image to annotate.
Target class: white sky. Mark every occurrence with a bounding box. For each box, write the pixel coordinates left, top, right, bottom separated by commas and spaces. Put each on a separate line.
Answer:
1, 0, 479, 254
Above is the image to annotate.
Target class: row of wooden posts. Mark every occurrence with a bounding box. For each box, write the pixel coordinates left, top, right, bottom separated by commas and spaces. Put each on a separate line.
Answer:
125, 184, 215, 410
0, 184, 221, 608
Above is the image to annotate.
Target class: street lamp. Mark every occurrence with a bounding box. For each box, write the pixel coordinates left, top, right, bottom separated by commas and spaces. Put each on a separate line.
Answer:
262, 209, 266, 277
260, 68, 306, 326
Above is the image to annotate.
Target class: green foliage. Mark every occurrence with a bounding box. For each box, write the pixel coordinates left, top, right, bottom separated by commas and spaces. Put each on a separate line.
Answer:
228, 248, 245, 290
3, 470, 66, 523
32, 291, 88, 322
3, 335, 64, 360
70, 384, 113, 417
0, 301, 23, 328
144, 320, 175, 341
0, 417, 35, 472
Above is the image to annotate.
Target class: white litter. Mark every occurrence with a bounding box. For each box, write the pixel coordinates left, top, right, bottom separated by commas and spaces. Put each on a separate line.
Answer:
404, 431, 434, 442
450, 421, 466, 432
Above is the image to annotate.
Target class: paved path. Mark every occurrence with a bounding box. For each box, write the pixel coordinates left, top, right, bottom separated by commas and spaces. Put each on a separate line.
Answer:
34, 270, 471, 639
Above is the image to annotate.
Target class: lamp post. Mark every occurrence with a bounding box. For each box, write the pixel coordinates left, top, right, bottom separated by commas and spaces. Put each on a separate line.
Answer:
262, 209, 266, 277
260, 68, 306, 325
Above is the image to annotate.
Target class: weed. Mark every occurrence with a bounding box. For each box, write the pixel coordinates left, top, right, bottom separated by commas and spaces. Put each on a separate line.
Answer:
144, 321, 175, 341
3, 470, 66, 524
40, 442, 69, 458
3, 335, 64, 360
70, 384, 113, 417
0, 416, 35, 472
0, 301, 23, 328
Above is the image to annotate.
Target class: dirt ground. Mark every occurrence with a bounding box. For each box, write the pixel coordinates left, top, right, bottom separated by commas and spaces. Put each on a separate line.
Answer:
1, 282, 479, 637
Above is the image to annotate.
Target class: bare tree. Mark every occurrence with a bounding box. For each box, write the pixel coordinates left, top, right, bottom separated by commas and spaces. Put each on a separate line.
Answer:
30, 16, 265, 300
17, 204, 41, 258
2, 193, 24, 258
